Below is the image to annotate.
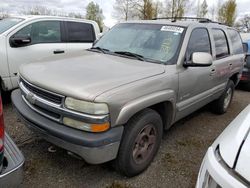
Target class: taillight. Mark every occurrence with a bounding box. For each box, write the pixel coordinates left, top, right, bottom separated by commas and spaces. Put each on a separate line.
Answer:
0, 96, 4, 151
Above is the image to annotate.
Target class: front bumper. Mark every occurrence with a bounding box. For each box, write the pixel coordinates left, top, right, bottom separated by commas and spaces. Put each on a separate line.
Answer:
196, 147, 247, 188
0, 133, 24, 187
12, 89, 124, 164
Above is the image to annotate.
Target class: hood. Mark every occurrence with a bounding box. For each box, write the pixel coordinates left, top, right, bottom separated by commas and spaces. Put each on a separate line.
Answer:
216, 105, 250, 181
19, 51, 165, 101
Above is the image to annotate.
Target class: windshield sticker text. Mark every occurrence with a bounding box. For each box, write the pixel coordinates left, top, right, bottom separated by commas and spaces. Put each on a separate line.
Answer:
161, 26, 184, 33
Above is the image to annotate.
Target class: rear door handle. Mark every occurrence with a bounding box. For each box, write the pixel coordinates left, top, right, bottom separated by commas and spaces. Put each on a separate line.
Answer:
229, 63, 233, 69
53, 50, 65, 54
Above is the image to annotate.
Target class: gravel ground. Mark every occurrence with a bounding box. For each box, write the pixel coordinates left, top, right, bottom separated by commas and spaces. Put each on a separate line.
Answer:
3, 89, 250, 188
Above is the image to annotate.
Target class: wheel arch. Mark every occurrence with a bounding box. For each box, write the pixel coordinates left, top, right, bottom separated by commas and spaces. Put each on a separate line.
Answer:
229, 73, 240, 86
114, 90, 176, 130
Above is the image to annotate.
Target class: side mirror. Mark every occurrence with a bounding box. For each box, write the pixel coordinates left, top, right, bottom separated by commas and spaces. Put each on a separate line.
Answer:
243, 43, 249, 54
184, 52, 213, 67
10, 36, 31, 48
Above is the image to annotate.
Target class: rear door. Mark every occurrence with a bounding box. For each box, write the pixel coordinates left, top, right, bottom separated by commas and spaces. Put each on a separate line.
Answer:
7, 20, 66, 88
210, 28, 235, 93
64, 21, 96, 53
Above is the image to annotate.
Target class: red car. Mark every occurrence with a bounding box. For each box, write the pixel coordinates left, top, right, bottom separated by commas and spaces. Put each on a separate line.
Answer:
0, 92, 24, 187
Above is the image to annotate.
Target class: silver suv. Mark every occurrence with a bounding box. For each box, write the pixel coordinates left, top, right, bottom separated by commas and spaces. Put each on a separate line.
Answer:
12, 18, 245, 177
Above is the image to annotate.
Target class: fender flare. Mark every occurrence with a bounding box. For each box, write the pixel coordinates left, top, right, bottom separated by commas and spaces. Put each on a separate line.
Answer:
115, 90, 176, 126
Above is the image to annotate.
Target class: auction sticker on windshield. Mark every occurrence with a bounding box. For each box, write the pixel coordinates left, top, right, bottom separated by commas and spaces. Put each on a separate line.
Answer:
161, 26, 184, 33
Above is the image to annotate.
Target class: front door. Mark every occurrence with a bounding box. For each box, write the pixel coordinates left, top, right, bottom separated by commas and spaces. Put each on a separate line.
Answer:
6, 20, 67, 88
176, 28, 215, 120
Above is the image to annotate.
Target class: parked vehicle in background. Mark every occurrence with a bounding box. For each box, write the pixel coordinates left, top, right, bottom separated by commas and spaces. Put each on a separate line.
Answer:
0, 91, 24, 187
0, 16, 100, 92
240, 39, 250, 91
12, 18, 244, 177
196, 104, 250, 188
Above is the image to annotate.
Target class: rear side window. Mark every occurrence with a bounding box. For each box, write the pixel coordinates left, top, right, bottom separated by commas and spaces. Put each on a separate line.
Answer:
186, 28, 211, 61
212, 29, 229, 58
227, 29, 243, 54
66, 22, 95, 43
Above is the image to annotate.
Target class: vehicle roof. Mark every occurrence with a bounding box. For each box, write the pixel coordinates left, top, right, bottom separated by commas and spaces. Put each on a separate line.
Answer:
6, 15, 97, 24
121, 20, 229, 29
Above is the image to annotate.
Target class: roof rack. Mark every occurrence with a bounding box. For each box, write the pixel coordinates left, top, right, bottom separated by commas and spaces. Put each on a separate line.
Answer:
152, 17, 224, 25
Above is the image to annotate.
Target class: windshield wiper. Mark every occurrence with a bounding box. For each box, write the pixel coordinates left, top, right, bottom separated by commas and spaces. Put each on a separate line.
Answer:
88, 46, 110, 54
114, 51, 145, 61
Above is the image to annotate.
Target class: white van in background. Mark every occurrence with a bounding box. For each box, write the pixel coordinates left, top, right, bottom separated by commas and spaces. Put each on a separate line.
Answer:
0, 16, 100, 91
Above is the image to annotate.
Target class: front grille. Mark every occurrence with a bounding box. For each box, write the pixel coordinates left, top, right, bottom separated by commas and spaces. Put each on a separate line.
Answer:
21, 78, 63, 104
19, 77, 64, 122
35, 105, 61, 119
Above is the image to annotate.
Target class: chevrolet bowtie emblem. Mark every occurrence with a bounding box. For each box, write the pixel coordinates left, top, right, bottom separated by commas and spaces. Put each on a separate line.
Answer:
26, 92, 36, 104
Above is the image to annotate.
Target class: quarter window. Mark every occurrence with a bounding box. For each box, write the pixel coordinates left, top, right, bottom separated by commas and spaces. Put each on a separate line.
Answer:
212, 29, 229, 58
186, 28, 211, 61
14, 21, 61, 44
66, 22, 95, 43
227, 29, 243, 54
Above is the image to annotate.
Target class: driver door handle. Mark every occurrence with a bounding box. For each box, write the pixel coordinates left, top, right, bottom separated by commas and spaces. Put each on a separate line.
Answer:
210, 67, 216, 76
53, 50, 65, 54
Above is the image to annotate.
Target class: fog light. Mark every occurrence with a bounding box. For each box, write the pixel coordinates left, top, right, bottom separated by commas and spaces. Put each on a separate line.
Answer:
63, 117, 110, 132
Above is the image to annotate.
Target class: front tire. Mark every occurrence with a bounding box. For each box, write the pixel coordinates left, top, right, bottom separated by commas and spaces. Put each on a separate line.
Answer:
115, 108, 163, 177
211, 80, 234, 114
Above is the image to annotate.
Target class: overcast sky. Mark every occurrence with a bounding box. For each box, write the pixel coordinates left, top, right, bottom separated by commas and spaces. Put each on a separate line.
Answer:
0, 0, 249, 27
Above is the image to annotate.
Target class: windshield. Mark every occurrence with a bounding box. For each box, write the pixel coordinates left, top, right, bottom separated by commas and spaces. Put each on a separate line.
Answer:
94, 23, 185, 64
0, 18, 24, 34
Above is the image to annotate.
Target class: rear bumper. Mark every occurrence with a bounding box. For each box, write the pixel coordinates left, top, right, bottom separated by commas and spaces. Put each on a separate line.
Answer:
11, 89, 124, 164
0, 133, 24, 187
240, 69, 250, 83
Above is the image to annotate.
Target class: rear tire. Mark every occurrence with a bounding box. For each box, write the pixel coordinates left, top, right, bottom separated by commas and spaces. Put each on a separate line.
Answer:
115, 108, 163, 177
211, 80, 234, 114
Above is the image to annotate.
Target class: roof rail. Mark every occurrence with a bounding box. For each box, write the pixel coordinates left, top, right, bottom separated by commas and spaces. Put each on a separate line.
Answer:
152, 17, 225, 25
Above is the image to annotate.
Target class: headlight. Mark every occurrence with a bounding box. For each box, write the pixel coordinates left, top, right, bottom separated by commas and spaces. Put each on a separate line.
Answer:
65, 97, 109, 115
63, 117, 110, 132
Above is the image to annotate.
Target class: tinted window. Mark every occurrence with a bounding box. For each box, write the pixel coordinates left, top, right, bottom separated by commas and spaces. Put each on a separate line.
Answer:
212, 29, 229, 58
227, 29, 243, 54
186, 28, 211, 61
14, 21, 61, 44
66, 22, 95, 42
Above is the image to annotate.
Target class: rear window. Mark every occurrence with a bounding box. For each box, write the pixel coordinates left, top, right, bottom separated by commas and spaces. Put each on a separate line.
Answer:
227, 29, 243, 54
66, 22, 95, 43
212, 29, 229, 59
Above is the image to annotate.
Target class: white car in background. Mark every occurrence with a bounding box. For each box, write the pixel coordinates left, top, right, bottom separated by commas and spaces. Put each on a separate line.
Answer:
0, 15, 100, 91
196, 105, 250, 188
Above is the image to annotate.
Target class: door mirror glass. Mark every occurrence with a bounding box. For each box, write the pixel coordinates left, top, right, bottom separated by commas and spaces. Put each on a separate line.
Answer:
10, 36, 31, 47
185, 52, 213, 67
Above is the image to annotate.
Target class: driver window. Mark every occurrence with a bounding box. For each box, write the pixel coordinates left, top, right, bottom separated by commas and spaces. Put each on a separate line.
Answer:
186, 28, 211, 61
13, 21, 61, 44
